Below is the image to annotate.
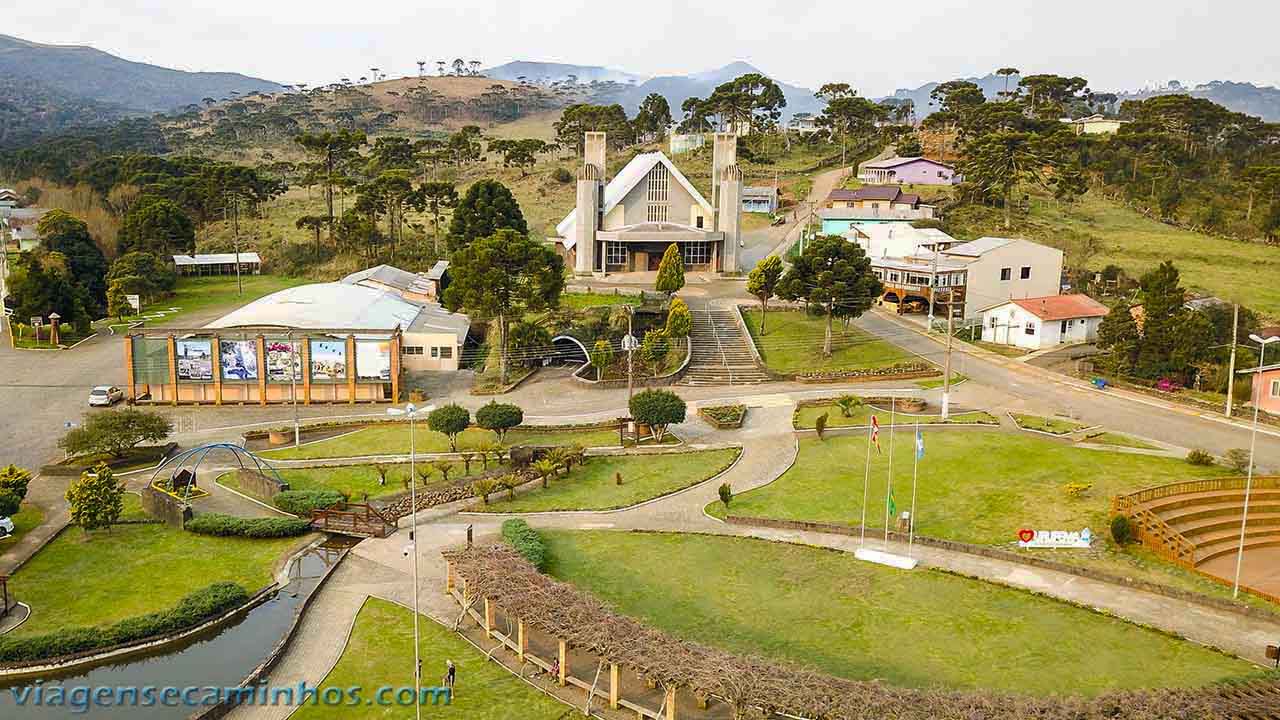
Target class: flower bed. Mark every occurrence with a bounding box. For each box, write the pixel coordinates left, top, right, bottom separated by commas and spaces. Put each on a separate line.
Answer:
698, 404, 747, 429
791, 362, 939, 383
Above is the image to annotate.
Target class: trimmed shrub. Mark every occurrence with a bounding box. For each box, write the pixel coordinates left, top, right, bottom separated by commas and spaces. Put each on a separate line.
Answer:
815, 412, 829, 440
475, 401, 524, 441
501, 518, 547, 570
1110, 515, 1134, 545
1185, 449, 1215, 466
273, 489, 344, 516
1224, 448, 1253, 474
0, 582, 249, 663
186, 512, 311, 538
718, 482, 733, 507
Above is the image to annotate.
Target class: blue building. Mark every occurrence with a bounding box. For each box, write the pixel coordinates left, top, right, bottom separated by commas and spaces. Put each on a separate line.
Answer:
741, 186, 779, 214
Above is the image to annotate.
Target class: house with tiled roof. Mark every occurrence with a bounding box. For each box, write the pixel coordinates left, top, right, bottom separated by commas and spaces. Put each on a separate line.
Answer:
979, 294, 1109, 350
857, 156, 961, 185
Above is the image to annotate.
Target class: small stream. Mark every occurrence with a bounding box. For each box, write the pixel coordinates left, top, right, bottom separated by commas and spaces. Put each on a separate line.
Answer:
0, 538, 351, 718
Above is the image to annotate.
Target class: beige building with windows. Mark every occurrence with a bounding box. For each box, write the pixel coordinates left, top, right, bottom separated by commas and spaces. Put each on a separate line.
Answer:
554, 131, 743, 275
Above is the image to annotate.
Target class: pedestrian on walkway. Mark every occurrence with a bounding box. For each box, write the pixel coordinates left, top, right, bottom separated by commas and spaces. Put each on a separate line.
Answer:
444, 659, 456, 695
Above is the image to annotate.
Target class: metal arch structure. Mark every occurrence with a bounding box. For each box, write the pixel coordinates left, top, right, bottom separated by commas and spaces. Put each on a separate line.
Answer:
550, 334, 590, 363
148, 442, 286, 505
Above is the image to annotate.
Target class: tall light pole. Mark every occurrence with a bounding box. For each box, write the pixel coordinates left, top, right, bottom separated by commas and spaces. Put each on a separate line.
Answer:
623, 306, 638, 406
386, 402, 434, 719
1232, 334, 1278, 598
289, 331, 300, 447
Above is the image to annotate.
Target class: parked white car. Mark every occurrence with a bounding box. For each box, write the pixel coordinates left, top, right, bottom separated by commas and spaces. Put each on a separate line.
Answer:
0, 515, 14, 538
88, 385, 124, 407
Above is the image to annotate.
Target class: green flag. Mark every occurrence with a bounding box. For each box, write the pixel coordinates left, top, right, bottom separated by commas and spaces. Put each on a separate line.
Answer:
887, 485, 897, 519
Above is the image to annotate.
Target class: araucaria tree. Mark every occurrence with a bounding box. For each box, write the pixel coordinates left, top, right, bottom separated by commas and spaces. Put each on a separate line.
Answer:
746, 255, 783, 334
294, 129, 368, 234
655, 243, 685, 298
442, 229, 564, 385
776, 235, 883, 357
66, 463, 125, 533
117, 197, 196, 256
475, 402, 523, 442
447, 180, 529, 251
629, 389, 687, 443
427, 404, 471, 452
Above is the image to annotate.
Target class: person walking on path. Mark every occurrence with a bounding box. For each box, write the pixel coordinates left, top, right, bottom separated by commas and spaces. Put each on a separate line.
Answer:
444, 659, 456, 696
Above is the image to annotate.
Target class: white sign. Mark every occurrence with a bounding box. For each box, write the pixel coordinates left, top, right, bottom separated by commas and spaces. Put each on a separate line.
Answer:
126, 294, 141, 312
30, 316, 41, 327
1017, 528, 1092, 549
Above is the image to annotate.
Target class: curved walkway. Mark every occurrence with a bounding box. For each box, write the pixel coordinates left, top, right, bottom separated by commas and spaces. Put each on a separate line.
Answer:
228, 402, 1280, 719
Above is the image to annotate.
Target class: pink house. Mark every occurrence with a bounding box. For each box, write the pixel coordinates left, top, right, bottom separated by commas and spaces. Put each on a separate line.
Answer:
858, 156, 961, 186
1245, 365, 1280, 415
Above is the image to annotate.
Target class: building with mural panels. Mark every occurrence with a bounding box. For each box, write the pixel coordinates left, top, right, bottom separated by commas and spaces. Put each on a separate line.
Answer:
123, 279, 469, 405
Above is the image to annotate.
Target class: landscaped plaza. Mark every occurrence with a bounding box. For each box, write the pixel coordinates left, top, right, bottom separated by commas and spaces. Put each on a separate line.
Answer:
3, 69, 1280, 719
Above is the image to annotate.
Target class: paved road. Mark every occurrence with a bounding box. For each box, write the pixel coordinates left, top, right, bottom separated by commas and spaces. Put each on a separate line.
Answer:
857, 311, 1280, 469
739, 165, 851, 269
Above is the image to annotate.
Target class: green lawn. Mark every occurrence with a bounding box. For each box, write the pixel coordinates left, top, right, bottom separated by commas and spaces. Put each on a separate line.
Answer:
794, 403, 998, 429
1011, 413, 1089, 435
260, 462, 492, 500
262, 425, 625, 460
743, 309, 916, 375
916, 373, 967, 389
1082, 432, 1160, 450
117, 275, 311, 328
473, 449, 740, 513
8, 523, 302, 637
713, 431, 1221, 545
971, 340, 1030, 358
544, 531, 1256, 695
0, 503, 44, 548
559, 291, 642, 309
293, 597, 566, 719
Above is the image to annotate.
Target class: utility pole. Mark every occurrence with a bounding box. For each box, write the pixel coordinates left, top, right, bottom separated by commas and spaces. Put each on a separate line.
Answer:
623, 306, 638, 406
926, 251, 939, 331
1225, 303, 1239, 418
941, 290, 954, 420
290, 331, 301, 447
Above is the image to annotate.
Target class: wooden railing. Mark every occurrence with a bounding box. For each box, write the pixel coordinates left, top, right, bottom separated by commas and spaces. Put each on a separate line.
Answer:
1112, 476, 1280, 514
1127, 508, 1196, 566
310, 502, 396, 538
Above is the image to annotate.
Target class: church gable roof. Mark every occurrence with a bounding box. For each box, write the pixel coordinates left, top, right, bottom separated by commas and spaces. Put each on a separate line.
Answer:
556, 152, 713, 246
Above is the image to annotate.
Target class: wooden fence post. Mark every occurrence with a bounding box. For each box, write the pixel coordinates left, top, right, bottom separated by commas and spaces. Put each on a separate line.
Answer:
665, 686, 677, 720
609, 663, 620, 709
445, 561, 454, 594
557, 640, 567, 686
517, 619, 527, 662
483, 598, 494, 638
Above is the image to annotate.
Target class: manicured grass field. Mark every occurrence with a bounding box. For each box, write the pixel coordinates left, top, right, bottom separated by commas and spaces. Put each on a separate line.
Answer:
544, 531, 1256, 695
128, 275, 312, 328
1011, 413, 1089, 435
1083, 432, 1160, 450
559, 291, 642, 309
268, 462, 490, 500
263, 424, 626, 460
971, 340, 1030, 358
794, 403, 998, 429
743, 309, 916, 374
712, 430, 1221, 545
293, 598, 566, 719
916, 373, 967, 389
9, 523, 302, 636
0, 503, 44, 548
473, 449, 740, 513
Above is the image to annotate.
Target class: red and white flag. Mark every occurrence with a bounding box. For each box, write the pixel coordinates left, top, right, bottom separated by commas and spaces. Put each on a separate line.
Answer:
870, 415, 882, 454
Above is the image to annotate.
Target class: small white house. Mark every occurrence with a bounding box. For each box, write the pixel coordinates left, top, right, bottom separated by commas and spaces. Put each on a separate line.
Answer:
980, 294, 1109, 350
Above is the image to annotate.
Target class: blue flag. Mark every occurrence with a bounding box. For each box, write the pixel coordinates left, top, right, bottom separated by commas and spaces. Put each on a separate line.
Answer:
915, 428, 925, 460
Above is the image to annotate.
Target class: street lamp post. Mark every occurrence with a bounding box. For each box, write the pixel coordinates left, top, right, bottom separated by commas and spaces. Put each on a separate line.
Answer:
1232, 333, 1278, 599
289, 331, 300, 448
386, 402, 434, 719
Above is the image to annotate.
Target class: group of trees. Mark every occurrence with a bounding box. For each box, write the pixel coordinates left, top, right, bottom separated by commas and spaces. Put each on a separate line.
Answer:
1096, 261, 1260, 392
6, 209, 109, 331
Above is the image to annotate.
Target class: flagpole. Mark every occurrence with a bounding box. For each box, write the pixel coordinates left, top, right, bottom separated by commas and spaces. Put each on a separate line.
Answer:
860, 420, 873, 548
884, 397, 897, 548
909, 421, 920, 560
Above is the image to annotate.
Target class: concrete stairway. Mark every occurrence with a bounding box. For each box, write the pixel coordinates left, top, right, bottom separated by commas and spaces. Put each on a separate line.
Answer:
679, 309, 772, 386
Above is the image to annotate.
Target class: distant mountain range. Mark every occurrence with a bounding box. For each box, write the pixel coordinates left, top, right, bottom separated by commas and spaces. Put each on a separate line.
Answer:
488, 59, 825, 121
885, 73, 1280, 122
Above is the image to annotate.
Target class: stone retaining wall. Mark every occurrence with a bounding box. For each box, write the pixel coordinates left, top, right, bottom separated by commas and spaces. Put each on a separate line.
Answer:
142, 484, 192, 528
233, 469, 289, 503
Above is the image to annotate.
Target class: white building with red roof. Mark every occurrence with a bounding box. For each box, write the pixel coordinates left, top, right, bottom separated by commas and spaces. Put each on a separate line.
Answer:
979, 294, 1110, 350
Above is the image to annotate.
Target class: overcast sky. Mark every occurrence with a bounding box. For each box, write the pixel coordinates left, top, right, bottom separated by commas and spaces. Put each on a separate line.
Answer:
9, 0, 1278, 96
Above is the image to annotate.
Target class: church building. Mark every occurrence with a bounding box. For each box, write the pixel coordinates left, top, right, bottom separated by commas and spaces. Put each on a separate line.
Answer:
554, 132, 743, 275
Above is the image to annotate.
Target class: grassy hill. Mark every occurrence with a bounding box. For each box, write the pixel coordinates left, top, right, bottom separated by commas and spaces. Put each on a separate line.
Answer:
944, 189, 1280, 318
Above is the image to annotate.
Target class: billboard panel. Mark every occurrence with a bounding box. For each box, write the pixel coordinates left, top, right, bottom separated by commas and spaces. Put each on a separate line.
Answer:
265, 340, 302, 382
356, 340, 392, 381
175, 339, 213, 381
219, 340, 259, 381
310, 340, 346, 381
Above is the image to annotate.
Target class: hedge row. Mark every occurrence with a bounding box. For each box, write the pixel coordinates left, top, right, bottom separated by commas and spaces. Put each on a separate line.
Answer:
273, 489, 344, 516
0, 582, 250, 664
186, 513, 312, 538
501, 519, 547, 571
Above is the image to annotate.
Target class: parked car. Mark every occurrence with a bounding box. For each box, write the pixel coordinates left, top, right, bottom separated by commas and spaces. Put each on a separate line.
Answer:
0, 515, 14, 538
88, 385, 124, 407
